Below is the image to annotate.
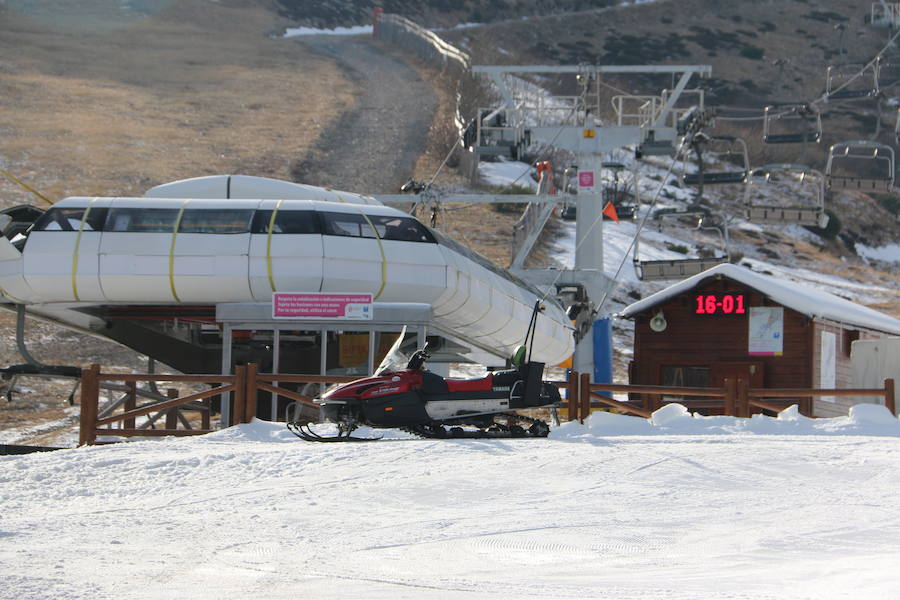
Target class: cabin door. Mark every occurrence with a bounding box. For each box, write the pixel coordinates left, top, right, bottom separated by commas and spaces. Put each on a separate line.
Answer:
710, 362, 765, 389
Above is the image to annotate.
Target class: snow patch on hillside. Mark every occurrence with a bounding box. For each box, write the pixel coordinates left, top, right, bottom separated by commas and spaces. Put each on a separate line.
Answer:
283, 25, 371, 37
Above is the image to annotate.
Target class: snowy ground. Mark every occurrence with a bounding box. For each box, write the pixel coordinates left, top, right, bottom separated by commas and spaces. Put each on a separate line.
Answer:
3, 411, 900, 600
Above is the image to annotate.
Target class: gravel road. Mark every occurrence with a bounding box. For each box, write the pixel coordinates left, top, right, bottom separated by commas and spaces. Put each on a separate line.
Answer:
289, 35, 437, 194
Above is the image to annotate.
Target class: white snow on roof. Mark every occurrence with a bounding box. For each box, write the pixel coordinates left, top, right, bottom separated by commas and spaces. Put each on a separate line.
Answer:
619, 263, 900, 335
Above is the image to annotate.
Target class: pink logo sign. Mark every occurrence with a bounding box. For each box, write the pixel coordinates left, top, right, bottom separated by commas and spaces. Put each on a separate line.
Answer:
273, 293, 373, 320
578, 171, 594, 187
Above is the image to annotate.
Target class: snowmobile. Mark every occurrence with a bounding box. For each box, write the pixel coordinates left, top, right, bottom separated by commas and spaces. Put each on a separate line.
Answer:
288, 304, 562, 442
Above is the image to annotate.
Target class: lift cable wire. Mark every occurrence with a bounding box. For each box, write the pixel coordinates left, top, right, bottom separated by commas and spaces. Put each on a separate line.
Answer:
712, 28, 900, 124
534, 134, 694, 316
0, 169, 54, 207
595, 139, 693, 314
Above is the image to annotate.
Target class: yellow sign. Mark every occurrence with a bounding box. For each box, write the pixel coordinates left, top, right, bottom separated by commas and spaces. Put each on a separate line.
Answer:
338, 333, 398, 368
583, 128, 596, 139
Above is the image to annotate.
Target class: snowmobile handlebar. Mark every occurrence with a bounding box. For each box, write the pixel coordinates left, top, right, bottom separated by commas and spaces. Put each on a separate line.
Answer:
406, 341, 432, 371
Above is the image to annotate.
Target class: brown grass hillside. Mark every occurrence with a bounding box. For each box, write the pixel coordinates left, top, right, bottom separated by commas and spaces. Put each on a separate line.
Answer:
0, 0, 354, 203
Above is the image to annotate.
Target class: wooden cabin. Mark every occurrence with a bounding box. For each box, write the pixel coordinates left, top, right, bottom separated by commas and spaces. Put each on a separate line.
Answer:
619, 264, 900, 417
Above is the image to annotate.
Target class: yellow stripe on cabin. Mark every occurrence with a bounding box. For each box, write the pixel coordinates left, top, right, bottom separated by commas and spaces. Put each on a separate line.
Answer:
266, 199, 283, 292
71, 198, 98, 302
358, 211, 387, 301
168, 201, 188, 303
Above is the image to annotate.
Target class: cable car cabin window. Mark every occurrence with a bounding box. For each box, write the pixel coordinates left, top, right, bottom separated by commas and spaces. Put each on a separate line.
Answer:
320, 212, 436, 243
251, 210, 320, 234
179, 209, 253, 234
32, 207, 109, 232
105, 208, 180, 232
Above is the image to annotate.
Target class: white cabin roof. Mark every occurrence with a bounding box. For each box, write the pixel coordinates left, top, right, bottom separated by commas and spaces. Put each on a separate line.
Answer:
145, 175, 383, 205
619, 263, 900, 335
53, 196, 407, 217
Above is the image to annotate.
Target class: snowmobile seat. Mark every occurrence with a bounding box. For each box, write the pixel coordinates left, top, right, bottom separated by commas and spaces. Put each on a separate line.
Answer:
419, 370, 449, 394
445, 377, 493, 392
491, 368, 523, 386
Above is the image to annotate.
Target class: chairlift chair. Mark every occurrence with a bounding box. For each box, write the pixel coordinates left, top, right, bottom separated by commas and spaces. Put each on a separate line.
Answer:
744, 164, 829, 228
825, 63, 878, 101
876, 58, 900, 89
600, 162, 639, 219
474, 106, 529, 160
763, 103, 823, 144
632, 209, 730, 282
682, 135, 750, 186
826, 140, 895, 192
871, 3, 900, 28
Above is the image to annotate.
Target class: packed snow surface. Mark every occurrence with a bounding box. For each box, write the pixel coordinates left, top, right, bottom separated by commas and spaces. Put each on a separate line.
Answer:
3, 411, 900, 600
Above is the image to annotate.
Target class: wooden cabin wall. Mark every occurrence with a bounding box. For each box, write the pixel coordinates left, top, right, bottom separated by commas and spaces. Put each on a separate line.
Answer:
630, 279, 815, 408
629, 277, 894, 417
811, 322, 885, 417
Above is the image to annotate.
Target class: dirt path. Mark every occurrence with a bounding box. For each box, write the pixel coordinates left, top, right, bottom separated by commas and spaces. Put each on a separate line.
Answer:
288, 35, 437, 194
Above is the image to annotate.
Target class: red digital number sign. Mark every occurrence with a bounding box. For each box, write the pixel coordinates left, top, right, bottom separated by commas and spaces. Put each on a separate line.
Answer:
694, 294, 746, 315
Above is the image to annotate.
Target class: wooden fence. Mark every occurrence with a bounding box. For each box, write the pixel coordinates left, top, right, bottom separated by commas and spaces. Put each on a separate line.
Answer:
79, 364, 896, 444
78, 364, 356, 446
558, 371, 896, 423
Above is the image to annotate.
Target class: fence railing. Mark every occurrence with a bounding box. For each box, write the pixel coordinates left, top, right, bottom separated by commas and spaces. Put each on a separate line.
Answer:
558, 371, 896, 423
79, 364, 896, 443
78, 364, 356, 446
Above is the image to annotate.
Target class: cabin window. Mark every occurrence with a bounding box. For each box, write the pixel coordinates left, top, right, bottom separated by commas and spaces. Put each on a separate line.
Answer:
844, 329, 860, 357
661, 366, 710, 388
105, 208, 180, 232
32, 207, 109, 232
320, 212, 436, 243
251, 210, 320, 234
371, 215, 436, 243
321, 212, 378, 238
179, 209, 253, 234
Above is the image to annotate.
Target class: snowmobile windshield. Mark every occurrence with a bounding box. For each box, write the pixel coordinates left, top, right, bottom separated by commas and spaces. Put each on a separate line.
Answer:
374, 327, 408, 376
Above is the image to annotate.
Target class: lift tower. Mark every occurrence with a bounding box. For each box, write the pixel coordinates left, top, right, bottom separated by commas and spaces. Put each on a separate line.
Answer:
470, 64, 712, 377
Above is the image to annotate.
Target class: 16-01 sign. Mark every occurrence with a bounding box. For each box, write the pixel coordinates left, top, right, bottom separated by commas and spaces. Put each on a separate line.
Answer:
694, 293, 746, 315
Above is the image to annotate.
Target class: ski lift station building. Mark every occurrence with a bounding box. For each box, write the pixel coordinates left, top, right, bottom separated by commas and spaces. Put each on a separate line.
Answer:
619, 264, 900, 417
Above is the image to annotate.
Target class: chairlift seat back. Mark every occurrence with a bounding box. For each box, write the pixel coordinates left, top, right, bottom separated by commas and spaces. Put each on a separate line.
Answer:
746, 205, 825, 226
764, 132, 822, 144
634, 257, 727, 281
683, 171, 747, 185
827, 176, 894, 192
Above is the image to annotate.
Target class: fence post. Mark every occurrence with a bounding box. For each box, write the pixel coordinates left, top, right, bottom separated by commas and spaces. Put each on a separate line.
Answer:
723, 378, 736, 416
244, 362, 258, 423
78, 364, 101, 446
165, 388, 179, 430
124, 381, 137, 429
567, 371, 579, 422
737, 378, 750, 418
579, 372, 591, 424
232, 365, 246, 427
201, 398, 211, 430
885, 378, 896, 416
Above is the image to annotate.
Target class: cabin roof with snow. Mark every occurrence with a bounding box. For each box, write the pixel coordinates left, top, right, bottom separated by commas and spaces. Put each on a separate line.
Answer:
618, 263, 900, 336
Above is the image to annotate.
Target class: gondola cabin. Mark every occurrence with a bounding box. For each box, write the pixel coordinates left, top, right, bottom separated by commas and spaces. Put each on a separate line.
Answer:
620, 264, 900, 417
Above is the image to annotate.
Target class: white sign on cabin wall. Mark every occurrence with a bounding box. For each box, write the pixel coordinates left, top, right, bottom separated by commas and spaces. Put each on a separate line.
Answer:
820, 331, 837, 402
748, 307, 784, 356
